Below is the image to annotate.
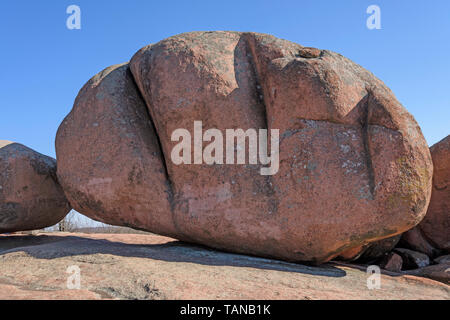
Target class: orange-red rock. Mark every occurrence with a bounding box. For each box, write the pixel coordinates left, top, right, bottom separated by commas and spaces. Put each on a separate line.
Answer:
0, 141, 71, 233
56, 64, 179, 239
1, 232, 449, 299
400, 227, 440, 257
401, 135, 450, 255
56, 32, 433, 263
420, 136, 450, 251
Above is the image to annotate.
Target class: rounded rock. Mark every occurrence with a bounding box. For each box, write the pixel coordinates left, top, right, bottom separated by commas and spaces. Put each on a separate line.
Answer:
0, 141, 71, 233
56, 32, 433, 263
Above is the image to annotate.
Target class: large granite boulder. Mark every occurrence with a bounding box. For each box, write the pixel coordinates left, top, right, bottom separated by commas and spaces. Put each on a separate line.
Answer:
56, 64, 177, 238
0, 141, 71, 233
56, 32, 432, 263
401, 135, 450, 256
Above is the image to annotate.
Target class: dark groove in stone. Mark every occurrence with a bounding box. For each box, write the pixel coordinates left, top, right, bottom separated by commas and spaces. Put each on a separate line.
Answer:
242, 33, 269, 131
242, 33, 279, 214
127, 66, 175, 209
361, 90, 376, 200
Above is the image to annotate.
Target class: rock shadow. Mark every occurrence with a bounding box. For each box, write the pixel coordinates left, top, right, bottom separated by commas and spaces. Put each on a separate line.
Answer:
0, 234, 346, 278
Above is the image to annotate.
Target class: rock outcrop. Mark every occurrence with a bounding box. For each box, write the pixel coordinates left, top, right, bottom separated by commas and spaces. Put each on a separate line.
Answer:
0, 232, 448, 299
401, 135, 450, 256
56, 31, 433, 263
55, 65, 177, 238
0, 141, 71, 233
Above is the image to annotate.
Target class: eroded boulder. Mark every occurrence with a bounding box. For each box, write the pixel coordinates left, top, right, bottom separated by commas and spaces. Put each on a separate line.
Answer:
56, 32, 433, 263
400, 135, 450, 256
55, 64, 178, 239
394, 248, 430, 269
0, 141, 71, 233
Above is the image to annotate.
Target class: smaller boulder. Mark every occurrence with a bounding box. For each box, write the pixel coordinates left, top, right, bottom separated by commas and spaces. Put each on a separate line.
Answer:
401, 135, 450, 255
394, 248, 430, 270
380, 252, 403, 273
434, 254, 450, 264
0, 141, 71, 233
399, 227, 440, 257
404, 262, 450, 285
422, 135, 450, 252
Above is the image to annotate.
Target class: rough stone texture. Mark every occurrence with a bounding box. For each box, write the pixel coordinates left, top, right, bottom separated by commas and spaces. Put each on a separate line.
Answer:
362, 235, 402, 260
435, 255, 450, 264
0, 141, 71, 233
395, 248, 430, 270
418, 136, 450, 251
404, 262, 450, 285
339, 235, 401, 262
56, 31, 433, 263
0, 232, 449, 300
399, 227, 440, 257
55, 64, 179, 239
400, 135, 450, 256
380, 252, 403, 273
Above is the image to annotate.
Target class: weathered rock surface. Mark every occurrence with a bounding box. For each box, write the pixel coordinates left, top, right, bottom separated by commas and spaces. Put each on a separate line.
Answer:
56, 31, 433, 263
404, 262, 450, 285
401, 135, 450, 256
339, 235, 401, 262
380, 252, 403, 273
424, 135, 450, 251
55, 64, 178, 239
395, 248, 430, 270
0, 141, 71, 233
0, 232, 448, 300
399, 227, 440, 257
435, 255, 450, 264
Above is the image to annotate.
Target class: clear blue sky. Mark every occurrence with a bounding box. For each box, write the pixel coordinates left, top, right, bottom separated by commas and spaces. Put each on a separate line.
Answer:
1, 0, 449, 159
